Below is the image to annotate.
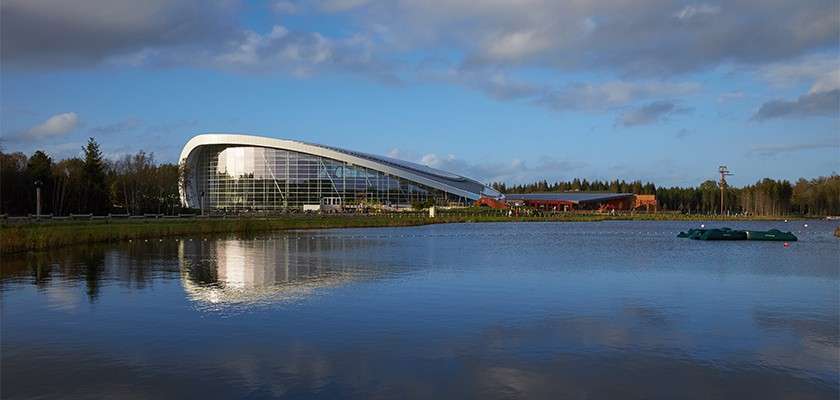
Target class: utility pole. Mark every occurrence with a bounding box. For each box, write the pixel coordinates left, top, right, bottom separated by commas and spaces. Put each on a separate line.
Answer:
718, 165, 733, 215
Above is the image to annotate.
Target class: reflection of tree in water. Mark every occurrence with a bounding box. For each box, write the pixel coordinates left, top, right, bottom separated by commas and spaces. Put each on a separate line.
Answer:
182, 240, 219, 285
79, 247, 106, 302
0, 247, 107, 302
1, 240, 182, 303
112, 240, 181, 290
1, 252, 60, 289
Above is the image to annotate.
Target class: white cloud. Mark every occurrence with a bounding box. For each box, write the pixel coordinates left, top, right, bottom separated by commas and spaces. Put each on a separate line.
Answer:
674, 4, 721, 20
538, 81, 700, 111
3, 0, 837, 126
760, 54, 840, 94
618, 101, 691, 127
4, 0, 837, 81
431, 68, 701, 114
386, 148, 403, 159
809, 72, 840, 94
754, 54, 840, 120
22, 112, 79, 140
165, 24, 400, 83
753, 89, 840, 120
324, 0, 837, 76
483, 30, 551, 61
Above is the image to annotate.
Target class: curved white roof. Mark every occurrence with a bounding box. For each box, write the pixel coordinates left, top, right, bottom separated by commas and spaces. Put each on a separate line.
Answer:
179, 133, 501, 201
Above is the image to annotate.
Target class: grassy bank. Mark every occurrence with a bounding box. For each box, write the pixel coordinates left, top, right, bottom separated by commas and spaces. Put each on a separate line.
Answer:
0, 212, 801, 254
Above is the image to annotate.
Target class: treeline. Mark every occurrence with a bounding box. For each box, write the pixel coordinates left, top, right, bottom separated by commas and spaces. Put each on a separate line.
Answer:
3, 139, 838, 216
493, 179, 657, 195
1, 138, 183, 216
492, 176, 840, 216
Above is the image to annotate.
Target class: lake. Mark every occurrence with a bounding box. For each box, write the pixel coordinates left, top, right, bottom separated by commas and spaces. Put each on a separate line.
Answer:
2, 221, 838, 399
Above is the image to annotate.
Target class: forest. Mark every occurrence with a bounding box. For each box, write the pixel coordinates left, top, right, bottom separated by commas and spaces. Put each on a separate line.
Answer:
1, 138, 183, 216
492, 175, 840, 216
2, 138, 838, 216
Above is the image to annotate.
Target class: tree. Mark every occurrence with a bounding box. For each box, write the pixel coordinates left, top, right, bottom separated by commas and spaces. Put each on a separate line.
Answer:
52, 158, 84, 215
27, 151, 53, 183
27, 150, 54, 214
0, 151, 29, 215
698, 180, 718, 213
82, 138, 110, 214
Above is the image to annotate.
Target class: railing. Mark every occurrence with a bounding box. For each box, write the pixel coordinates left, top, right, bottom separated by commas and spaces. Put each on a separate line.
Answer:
0, 208, 677, 226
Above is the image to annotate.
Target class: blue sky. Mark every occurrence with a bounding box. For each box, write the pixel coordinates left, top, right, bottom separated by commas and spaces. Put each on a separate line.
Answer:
1, 0, 838, 186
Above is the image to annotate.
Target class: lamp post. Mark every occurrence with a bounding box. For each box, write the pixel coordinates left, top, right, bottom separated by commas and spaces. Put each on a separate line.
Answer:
34, 180, 43, 219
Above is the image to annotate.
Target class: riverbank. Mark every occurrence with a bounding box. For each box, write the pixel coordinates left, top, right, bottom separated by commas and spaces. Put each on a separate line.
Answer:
0, 212, 807, 254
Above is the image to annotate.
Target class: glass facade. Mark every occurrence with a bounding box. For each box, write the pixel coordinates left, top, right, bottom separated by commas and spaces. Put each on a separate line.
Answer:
188, 145, 469, 212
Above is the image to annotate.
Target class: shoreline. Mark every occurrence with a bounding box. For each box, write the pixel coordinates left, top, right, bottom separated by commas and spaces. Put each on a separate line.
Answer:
0, 212, 815, 255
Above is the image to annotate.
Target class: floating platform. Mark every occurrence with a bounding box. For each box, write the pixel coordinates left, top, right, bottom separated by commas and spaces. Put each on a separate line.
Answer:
677, 228, 797, 241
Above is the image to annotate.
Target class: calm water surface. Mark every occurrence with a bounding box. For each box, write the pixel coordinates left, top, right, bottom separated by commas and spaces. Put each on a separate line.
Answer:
2, 221, 838, 399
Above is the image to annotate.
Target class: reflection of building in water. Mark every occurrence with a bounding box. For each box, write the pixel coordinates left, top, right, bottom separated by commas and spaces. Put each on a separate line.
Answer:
178, 235, 377, 307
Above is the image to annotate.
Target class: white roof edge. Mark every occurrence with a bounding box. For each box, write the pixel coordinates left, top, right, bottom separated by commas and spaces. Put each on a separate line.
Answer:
180, 133, 489, 200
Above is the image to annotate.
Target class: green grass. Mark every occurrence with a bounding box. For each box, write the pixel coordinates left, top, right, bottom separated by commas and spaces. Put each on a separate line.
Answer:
0, 211, 800, 254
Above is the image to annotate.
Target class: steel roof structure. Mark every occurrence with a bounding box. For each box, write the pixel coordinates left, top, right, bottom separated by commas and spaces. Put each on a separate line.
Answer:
179, 133, 501, 206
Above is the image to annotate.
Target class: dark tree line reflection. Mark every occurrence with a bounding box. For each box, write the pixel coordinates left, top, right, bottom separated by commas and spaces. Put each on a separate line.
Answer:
2, 240, 182, 302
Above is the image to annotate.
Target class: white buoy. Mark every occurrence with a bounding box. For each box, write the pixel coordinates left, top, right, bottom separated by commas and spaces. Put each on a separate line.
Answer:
804, 224, 809, 228
700, 224, 705, 228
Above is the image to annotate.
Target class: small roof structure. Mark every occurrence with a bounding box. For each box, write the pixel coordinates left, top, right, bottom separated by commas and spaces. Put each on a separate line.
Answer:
504, 192, 634, 204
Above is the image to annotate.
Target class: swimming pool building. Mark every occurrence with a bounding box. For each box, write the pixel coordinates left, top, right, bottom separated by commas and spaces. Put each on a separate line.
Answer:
179, 133, 501, 212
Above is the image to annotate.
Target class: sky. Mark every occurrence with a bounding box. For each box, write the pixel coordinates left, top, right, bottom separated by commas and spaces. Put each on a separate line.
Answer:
1, 0, 838, 187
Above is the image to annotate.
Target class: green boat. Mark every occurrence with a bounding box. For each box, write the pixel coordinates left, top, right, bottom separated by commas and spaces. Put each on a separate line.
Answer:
744, 229, 798, 241
698, 228, 747, 241
677, 227, 797, 241
677, 228, 706, 238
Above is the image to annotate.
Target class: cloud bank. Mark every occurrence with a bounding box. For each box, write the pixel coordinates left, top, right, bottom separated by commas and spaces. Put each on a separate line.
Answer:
9, 112, 80, 141
619, 101, 691, 127
0, 0, 236, 68
5, 1, 837, 77
753, 90, 840, 120
1, 0, 837, 125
